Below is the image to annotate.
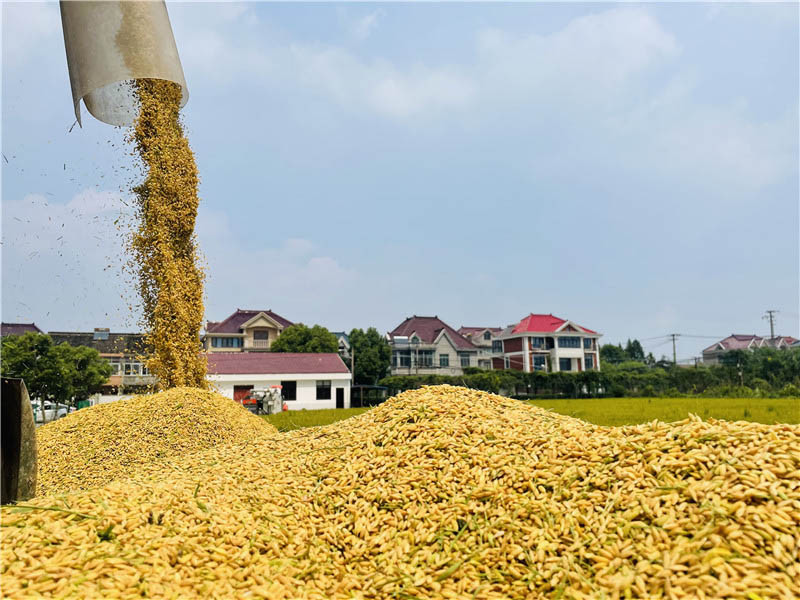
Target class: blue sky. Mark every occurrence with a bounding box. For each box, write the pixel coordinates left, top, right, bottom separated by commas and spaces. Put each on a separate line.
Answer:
2, 2, 798, 362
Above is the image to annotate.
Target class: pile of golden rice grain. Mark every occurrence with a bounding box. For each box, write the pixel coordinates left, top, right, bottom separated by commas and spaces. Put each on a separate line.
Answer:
3, 386, 798, 599
35, 387, 275, 496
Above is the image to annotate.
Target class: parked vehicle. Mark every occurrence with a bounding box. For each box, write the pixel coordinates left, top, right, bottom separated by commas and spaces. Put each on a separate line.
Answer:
241, 388, 283, 415
30, 401, 69, 423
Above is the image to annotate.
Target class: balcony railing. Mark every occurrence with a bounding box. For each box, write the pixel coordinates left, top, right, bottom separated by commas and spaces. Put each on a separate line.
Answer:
251, 340, 269, 349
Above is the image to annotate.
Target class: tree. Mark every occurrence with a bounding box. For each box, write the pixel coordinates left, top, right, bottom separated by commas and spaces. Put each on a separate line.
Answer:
624, 339, 646, 362
270, 324, 338, 353
1, 333, 112, 421
57, 344, 115, 405
348, 327, 391, 385
600, 344, 626, 365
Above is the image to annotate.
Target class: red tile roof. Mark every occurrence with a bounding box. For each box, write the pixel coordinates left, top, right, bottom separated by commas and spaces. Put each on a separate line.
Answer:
206, 309, 293, 334
1, 322, 43, 337
703, 334, 799, 353
511, 314, 597, 335
206, 352, 349, 375
389, 316, 477, 350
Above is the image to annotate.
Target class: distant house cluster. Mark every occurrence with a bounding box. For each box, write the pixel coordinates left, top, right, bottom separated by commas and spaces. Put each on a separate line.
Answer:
702, 334, 798, 365
1, 308, 606, 409
386, 313, 602, 376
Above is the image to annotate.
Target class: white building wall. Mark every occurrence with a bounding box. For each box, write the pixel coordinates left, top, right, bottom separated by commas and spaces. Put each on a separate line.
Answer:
208, 372, 351, 410
551, 348, 584, 372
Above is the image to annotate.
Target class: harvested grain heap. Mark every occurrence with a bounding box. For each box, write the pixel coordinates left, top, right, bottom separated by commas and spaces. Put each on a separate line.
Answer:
35, 387, 276, 496
128, 78, 206, 389
4, 386, 799, 599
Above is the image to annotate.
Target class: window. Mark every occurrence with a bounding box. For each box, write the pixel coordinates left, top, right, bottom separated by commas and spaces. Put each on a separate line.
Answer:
109, 359, 121, 375
558, 337, 581, 348
584, 354, 594, 370
459, 352, 471, 367
583, 338, 593, 350
93, 329, 110, 341
533, 355, 547, 371
492, 340, 503, 353
212, 337, 242, 348
418, 350, 433, 367
559, 358, 572, 371
123, 361, 144, 375
397, 350, 411, 367
531, 337, 545, 349
254, 330, 269, 341
316, 380, 331, 400
281, 381, 297, 401
483, 331, 491, 341
439, 354, 449, 367
504, 357, 510, 369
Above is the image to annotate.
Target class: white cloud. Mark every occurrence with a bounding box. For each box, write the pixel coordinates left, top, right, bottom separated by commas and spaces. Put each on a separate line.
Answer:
476, 9, 679, 106
349, 10, 384, 41
196, 207, 357, 326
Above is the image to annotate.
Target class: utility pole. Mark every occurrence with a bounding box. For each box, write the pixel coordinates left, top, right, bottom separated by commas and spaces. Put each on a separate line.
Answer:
669, 333, 680, 366
763, 310, 778, 339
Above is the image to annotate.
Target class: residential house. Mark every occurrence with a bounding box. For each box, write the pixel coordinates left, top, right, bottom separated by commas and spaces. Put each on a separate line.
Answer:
206, 352, 351, 410
203, 309, 293, 352
387, 316, 479, 376
458, 326, 502, 369
1, 322, 44, 337
48, 328, 155, 394
493, 313, 602, 373
702, 334, 799, 365
332, 331, 351, 360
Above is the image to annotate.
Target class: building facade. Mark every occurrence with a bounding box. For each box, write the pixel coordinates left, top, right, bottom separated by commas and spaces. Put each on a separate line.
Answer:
702, 334, 799, 365
203, 309, 293, 352
332, 331, 351, 360
492, 314, 601, 373
206, 352, 352, 410
388, 316, 479, 376
458, 326, 502, 369
48, 328, 156, 393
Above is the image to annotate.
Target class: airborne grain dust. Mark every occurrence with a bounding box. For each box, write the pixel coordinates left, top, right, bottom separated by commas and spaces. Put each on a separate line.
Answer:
128, 79, 206, 389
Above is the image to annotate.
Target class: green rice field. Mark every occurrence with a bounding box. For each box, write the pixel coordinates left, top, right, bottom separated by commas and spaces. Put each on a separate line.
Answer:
263, 396, 799, 431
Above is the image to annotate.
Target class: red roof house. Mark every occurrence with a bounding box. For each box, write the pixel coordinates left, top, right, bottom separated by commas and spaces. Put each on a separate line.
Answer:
494, 313, 602, 374
205, 352, 352, 411
204, 309, 293, 352
388, 316, 479, 375
702, 334, 799, 364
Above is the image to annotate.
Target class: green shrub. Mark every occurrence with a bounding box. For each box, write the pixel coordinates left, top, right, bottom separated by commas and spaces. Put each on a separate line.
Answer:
701, 385, 755, 398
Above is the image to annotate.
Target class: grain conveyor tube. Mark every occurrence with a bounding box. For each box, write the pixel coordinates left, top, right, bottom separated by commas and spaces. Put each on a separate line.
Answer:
60, 0, 188, 126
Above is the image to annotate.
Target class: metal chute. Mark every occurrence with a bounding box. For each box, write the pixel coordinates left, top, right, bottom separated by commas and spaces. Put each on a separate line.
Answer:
60, 0, 188, 126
